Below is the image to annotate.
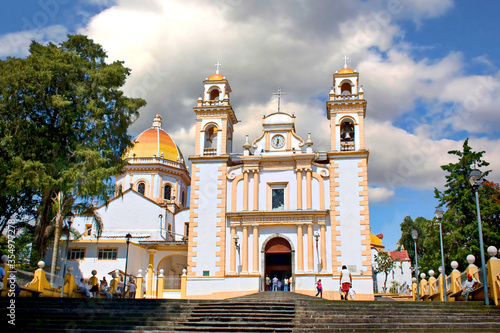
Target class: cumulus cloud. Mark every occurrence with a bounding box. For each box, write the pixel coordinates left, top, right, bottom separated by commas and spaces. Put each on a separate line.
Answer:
0, 25, 67, 58
368, 186, 395, 203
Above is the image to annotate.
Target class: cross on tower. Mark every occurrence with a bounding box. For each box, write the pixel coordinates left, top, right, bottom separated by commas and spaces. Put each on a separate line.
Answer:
215, 62, 221, 74
342, 55, 349, 68
273, 88, 287, 113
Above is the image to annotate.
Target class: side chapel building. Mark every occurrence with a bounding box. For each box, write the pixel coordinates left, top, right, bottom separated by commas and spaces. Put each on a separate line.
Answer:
47, 63, 375, 300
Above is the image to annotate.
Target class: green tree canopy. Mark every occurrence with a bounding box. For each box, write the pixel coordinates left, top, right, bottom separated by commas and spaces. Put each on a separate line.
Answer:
434, 139, 500, 270
374, 251, 395, 293
0, 34, 146, 262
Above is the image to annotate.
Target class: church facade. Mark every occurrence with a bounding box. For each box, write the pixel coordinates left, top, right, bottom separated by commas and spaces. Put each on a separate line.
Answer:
46, 64, 374, 300
186, 65, 373, 299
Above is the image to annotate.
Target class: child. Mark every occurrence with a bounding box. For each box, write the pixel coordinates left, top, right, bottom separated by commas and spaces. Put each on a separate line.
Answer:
349, 288, 356, 300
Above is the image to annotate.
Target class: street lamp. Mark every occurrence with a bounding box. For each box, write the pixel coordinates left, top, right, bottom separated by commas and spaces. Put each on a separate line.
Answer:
411, 229, 420, 301
60, 212, 74, 297
233, 234, 240, 255
124, 233, 132, 298
435, 207, 447, 301
314, 230, 320, 274
469, 170, 489, 305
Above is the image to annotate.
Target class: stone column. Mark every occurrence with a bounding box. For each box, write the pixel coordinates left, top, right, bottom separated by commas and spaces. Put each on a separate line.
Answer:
320, 224, 327, 272
297, 224, 304, 272
306, 170, 312, 209
230, 227, 236, 274
243, 171, 249, 211
296, 170, 302, 210
307, 223, 314, 272
253, 171, 259, 211
252, 225, 259, 273
242, 226, 249, 273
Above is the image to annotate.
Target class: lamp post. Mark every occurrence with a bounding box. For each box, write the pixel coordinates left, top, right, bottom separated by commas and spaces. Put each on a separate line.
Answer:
435, 207, 447, 301
411, 229, 420, 301
314, 230, 320, 275
60, 212, 74, 297
469, 170, 489, 305
234, 234, 240, 255
124, 233, 132, 298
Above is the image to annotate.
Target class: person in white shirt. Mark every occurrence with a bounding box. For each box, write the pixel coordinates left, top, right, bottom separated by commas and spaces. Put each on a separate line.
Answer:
461, 274, 478, 301
77, 278, 91, 297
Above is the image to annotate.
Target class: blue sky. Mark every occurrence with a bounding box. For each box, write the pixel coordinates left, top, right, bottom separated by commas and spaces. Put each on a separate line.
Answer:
1, 0, 499, 252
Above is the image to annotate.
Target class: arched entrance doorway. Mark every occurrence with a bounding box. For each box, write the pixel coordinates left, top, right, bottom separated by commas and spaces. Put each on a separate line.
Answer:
264, 237, 292, 291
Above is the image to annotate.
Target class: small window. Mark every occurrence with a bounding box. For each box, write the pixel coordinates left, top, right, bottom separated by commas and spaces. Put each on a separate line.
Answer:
272, 189, 285, 210
181, 191, 185, 206
68, 248, 85, 260
98, 248, 117, 260
137, 182, 146, 195
184, 222, 189, 238
164, 184, 172, 200
85, 224, 92, 236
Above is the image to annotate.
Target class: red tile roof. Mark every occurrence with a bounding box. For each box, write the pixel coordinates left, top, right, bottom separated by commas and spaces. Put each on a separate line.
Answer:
389, 250, 410, 261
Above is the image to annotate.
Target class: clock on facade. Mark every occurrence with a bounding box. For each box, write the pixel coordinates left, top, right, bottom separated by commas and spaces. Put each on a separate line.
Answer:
271, 134, 285, 149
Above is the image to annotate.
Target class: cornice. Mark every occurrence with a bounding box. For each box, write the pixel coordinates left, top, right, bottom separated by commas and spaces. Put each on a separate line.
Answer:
227, 210, 329, 225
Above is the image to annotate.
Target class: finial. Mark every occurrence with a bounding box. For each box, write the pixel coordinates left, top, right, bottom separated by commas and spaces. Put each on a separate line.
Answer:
215, 61, 221, 74
305, 132, 313, 146
152, 114, 162, 128
243, 135, 251, 149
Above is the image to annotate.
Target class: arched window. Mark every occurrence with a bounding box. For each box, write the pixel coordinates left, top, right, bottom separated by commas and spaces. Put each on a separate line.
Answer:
341, 82, 352, 95
203, 124, 218, 155
210, 89, 220, 101
181, 191, 185, 206
137, 182, 146, 195
341, 120, 354, 141
164, 184, 172, 200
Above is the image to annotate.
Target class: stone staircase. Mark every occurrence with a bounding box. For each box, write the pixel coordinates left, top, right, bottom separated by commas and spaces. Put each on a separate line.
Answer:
1, 292, 500, 332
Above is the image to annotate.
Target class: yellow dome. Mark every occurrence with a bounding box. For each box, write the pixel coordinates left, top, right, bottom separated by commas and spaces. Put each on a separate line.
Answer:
370, 233, 383, 247
128, 116, 183, 163
208, 73, 224, 81
338, 67, 354, 74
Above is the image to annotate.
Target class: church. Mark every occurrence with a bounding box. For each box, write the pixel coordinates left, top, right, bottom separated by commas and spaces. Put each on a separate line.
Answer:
46, 63, 375, 300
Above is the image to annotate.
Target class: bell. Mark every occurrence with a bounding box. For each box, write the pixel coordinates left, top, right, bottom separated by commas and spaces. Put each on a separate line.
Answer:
344, 132, 351, 140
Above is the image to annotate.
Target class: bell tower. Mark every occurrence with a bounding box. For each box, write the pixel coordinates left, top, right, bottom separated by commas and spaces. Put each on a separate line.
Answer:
193, 62, 237, 157
326, 56, 367, 152
325, 57, 372, 279
188, 63, 238, 279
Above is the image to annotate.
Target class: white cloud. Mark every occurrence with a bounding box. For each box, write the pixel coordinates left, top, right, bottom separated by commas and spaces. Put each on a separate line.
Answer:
0, 25, 67, 58
369, 187, 395, 203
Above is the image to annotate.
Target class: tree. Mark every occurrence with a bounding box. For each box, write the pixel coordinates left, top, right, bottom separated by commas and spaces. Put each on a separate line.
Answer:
434, 139, 500, 270
374, 251, 395, 293
397, 216, 431, 270
0, 35, 146, 264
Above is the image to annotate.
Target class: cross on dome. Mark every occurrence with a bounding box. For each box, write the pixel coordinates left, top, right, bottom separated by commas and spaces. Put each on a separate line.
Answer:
215, 62, 221, 74
342, 55, 349, 69
273, 88, 287, 113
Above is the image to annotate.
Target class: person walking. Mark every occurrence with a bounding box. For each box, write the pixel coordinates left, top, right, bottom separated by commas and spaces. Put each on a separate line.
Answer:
315, 279, 323, 298
272, 276, 278, 291
340, 265, 352, 301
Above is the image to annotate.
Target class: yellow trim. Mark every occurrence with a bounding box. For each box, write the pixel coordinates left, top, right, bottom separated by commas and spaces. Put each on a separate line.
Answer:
296, 170, 302, 209
297, 224, 304, 272
243, 171, 249, 211
242, 226, 248, 273
286, 131, 291, 150
330, 162, 341, 272
253, 171, 259, 211
230, 227, 236, 274
67, 247, 86, 261
312, 172, 325, 210
231, 174, 244, 212
307, 223, 314, 272
215, 163, 228, 276
97, 247, 118, 261
156, 253, 187, 273
306, 171, 312, 209
252, 225, 259, 273
358, 112, 365, 150
187, 163, 200, 276
320, 224, 326, 272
